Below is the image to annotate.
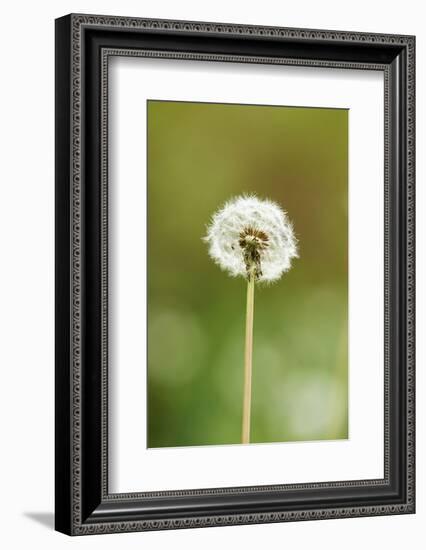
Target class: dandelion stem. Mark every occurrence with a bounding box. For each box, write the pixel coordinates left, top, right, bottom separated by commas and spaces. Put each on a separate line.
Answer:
242, 274, 255, 444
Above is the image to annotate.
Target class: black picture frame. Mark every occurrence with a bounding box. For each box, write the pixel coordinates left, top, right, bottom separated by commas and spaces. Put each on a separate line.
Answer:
55, 13, 415, 535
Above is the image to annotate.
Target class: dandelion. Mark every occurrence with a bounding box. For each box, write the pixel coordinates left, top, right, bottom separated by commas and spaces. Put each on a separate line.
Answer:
204, 194, 298, 443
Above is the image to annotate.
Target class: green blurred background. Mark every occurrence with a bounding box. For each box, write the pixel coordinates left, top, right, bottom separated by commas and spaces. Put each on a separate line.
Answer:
147, 100, 348, 447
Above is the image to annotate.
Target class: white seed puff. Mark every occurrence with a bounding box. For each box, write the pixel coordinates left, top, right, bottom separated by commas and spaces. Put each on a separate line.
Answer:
204, 194, 298, 283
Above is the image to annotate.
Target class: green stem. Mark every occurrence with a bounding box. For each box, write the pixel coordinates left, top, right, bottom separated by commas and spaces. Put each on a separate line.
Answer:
242, 275, 255, 444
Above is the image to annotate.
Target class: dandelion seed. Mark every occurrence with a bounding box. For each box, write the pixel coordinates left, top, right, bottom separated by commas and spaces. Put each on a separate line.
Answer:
204, 194, 298, 283
204, 194, 298, 444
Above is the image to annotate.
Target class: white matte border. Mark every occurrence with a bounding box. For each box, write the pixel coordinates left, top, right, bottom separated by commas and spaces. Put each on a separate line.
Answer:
108, 57, 384, 493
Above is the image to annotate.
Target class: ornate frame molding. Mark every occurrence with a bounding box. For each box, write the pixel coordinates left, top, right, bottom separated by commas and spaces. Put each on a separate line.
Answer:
55, 14, 415, 536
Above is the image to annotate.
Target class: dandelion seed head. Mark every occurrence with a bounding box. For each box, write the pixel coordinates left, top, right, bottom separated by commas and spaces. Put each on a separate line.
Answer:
204, 194, 298, 283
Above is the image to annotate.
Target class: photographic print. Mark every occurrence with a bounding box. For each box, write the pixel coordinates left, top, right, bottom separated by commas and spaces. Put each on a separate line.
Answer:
147, 100, 348, 448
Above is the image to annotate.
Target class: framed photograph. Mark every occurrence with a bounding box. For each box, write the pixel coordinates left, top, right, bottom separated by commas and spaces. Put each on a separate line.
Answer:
55, 14, 415, 535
